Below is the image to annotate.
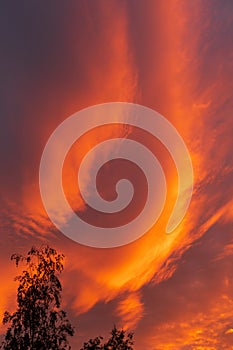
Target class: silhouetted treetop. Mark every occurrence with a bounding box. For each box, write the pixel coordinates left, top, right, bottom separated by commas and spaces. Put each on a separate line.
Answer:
1, 245, 74, 350
81, 326, 134, 350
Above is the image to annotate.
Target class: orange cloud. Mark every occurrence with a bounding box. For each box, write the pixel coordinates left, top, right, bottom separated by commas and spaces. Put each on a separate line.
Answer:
115, 292, 144, 330
145, 295, 233, 349
1, 1, 232, 349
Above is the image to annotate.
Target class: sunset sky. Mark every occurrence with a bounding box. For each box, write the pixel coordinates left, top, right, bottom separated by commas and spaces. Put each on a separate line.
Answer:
0, 1, 233, 349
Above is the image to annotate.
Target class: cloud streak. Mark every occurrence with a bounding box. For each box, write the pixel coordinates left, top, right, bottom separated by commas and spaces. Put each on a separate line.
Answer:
0, 0, 232, 349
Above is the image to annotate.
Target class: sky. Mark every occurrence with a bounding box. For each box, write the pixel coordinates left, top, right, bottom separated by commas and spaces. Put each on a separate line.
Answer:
0, 0, 233, 349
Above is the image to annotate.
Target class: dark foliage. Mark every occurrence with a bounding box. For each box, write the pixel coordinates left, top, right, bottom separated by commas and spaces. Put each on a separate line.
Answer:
81, 326, 134, 350
1, 245, 74, 350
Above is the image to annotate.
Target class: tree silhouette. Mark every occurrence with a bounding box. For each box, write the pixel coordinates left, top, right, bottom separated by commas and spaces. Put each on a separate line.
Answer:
1, 245, 74, 350
81, 326, 134, 350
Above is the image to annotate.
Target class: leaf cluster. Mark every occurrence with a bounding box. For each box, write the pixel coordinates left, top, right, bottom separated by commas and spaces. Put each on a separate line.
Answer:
1, 246, 74, 350
81, 326, 134, 350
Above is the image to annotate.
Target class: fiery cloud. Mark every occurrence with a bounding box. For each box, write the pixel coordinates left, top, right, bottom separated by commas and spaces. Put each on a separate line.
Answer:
0, 0, 232, 349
